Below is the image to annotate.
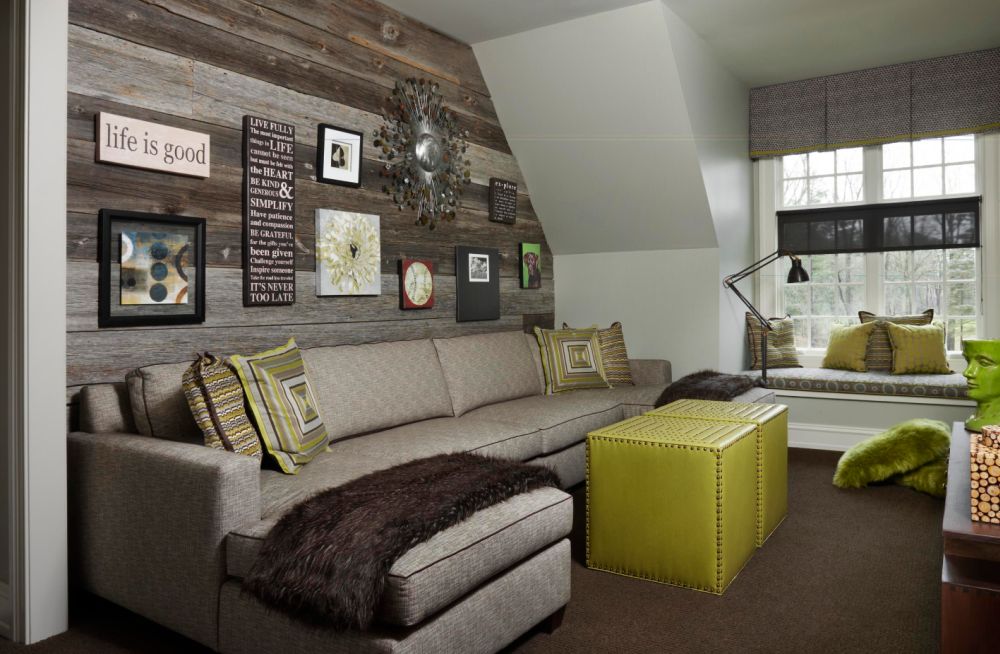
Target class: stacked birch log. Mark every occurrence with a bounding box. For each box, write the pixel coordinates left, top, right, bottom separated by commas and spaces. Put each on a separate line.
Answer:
971, 425, 1000, 523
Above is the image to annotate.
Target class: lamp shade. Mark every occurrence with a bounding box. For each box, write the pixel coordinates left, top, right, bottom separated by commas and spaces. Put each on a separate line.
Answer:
786, 258, 810, 284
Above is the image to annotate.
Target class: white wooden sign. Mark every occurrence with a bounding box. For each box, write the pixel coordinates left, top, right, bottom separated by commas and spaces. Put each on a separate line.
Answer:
95, 112, 211, 178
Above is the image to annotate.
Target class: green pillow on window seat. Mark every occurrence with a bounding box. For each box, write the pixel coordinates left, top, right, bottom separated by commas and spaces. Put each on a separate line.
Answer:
886, 321, 951, 375
822, 322, 878, 372
746, 314, 801, 370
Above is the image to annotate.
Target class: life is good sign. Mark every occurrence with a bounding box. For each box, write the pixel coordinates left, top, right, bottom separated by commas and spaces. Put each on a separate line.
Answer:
96, 112, 210, 177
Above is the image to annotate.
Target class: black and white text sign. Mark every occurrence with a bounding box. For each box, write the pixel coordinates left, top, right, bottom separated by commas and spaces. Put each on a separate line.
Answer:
243, 115, 296, 306
96, 112, 210, 177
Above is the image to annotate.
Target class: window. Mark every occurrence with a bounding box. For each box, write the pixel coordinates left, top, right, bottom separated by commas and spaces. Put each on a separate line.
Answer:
774, 138, 981, 354
782, 148, 863, 207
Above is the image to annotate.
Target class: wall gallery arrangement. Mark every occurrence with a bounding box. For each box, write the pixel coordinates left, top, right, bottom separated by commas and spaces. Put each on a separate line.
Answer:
98, 208, 205, 328
315, 209, 382, 296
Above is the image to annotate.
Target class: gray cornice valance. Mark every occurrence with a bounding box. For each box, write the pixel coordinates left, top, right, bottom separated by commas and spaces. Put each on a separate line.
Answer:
749, 47, 1000, 159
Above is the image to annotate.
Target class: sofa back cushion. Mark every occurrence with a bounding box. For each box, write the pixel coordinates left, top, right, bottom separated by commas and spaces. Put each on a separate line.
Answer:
303, 339, 453, 442
127, 361, 201, 443
79, 382, 137, 434
525, 333, 546, 392
433, 331, 542, 416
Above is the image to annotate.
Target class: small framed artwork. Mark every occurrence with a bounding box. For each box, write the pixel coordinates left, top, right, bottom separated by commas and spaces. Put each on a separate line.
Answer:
98, 209, 206, 327
315, 209, 381, 296
520, 243, 541, 289
455, 246, 500, 322
316, 123, 363, 188
400, 259, 434, 309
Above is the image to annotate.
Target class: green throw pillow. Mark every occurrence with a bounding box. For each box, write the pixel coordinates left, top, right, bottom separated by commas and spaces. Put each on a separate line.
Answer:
746, 314, 801, 370
230, 338, 330, 474
534, 327, 610, 394
859, 309, 933, 372
833, 418, 950, 490
886, 321, 951, 375
822, 322, 878, 372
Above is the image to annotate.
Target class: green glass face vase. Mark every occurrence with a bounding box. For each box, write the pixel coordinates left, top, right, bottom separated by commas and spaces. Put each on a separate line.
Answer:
963, 340, 1000, 432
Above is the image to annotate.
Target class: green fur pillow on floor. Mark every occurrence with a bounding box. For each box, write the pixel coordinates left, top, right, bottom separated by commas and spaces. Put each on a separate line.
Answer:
833, 419, 950, 492
895, 457, 948, 498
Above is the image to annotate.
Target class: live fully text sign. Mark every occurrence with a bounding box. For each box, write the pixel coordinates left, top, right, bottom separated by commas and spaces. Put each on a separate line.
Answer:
95, 112, 211, 178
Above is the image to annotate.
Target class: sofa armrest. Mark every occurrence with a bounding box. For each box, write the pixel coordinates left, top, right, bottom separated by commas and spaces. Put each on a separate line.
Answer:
68, 431, 261, 649
629, 359, 672, 386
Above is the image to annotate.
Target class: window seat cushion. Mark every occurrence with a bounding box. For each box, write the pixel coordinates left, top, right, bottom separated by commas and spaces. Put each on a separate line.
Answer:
745, 367, 968, 399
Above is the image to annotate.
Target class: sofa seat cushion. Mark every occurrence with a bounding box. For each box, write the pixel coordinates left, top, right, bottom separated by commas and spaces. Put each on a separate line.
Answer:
745, 367, 968, 399
257, 417, 541, 519
226, 487, 573, 627
466, 392, 624, 454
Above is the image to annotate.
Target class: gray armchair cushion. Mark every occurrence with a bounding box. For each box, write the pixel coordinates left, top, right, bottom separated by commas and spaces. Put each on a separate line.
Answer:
226, 487, 572, 627
433, 332, 543, 416
127, 361, 200, 443
303, 339, 454, 442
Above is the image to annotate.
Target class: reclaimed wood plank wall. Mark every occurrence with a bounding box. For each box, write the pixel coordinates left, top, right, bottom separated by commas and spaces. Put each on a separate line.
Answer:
66, 0, 554, 412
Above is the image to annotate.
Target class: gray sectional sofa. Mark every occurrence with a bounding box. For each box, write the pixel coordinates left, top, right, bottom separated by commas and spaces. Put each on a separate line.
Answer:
68, 330, 772, 653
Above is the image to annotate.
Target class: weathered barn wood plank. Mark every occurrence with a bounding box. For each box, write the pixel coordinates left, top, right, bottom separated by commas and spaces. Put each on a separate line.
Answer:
70, 0, 509, 153
67, 316, 524, 385
68, 26, 523, 187
261, 0, 491, 97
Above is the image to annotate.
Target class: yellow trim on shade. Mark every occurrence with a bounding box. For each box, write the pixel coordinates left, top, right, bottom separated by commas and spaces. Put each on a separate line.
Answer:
751, 122, 1000, 159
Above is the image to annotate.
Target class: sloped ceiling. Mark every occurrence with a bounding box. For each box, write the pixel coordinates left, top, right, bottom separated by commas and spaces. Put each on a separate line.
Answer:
473, 1, 720, 254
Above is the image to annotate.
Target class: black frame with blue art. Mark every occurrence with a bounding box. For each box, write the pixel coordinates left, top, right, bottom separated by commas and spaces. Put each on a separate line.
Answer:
97, 208, 206, 328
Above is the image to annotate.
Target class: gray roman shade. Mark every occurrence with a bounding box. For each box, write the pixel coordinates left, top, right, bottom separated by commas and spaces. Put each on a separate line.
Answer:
750, 47, 1000, 159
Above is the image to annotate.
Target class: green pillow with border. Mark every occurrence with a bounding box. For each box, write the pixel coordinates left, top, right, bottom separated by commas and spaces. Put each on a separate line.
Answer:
886, 321, 951, 375
822, 322, 878, 372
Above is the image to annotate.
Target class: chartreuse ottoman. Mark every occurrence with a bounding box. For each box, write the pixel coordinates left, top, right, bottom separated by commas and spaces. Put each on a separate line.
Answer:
586, 416, 758, 594
648, 400, 788, 546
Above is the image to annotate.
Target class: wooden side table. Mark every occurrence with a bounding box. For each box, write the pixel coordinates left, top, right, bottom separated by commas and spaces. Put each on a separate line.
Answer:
941, 422, 1000, 654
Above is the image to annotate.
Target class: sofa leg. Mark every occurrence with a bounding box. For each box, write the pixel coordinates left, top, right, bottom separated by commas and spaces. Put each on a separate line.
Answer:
542, 606, 566, 634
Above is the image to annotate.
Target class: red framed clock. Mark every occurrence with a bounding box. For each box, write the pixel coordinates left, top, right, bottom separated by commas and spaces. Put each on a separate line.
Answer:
400, 259, 434, 309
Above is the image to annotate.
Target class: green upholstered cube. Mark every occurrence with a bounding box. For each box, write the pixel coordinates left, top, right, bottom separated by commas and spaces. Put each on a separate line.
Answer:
586, 416, 758, 595
648, 400, 789, 546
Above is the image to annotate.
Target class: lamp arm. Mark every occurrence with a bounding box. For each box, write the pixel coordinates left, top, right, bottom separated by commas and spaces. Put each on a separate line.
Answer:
725, 279, 773, 331
723, 249, 798, 287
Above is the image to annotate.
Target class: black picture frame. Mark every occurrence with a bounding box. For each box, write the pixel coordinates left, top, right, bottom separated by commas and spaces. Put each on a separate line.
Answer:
316, 123, 364, 188
455, 246, 500, 322
98, 208, 206, 328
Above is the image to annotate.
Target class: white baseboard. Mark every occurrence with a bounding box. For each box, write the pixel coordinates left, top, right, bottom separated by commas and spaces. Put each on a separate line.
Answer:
789, 422, 882, 452
0, 581, 11, 640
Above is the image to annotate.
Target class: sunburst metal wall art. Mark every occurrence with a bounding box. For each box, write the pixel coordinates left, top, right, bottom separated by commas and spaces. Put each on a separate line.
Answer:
373, 78, 471, 230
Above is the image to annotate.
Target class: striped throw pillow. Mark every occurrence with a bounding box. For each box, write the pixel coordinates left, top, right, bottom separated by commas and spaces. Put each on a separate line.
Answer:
886, 322, 951, 374
534, 327, 611, 394
231, 338, 330, 474
859, 309, 933, 372
183, 353, 262, 459
746, 314, 801, 370
562, 321, 633, 386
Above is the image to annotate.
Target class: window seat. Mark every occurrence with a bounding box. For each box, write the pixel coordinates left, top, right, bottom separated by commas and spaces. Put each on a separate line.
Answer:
745, 367, 968, 400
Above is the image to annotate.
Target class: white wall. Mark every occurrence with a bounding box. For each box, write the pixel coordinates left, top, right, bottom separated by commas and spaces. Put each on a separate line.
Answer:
555, 248, 720, 377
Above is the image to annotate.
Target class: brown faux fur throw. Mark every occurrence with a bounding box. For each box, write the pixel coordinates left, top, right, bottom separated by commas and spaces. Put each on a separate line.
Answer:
654, 369, 762, 407
243, 452, 560, 630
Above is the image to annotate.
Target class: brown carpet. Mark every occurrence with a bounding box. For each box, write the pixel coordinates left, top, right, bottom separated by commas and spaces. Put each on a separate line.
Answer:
0, 449, 942, 653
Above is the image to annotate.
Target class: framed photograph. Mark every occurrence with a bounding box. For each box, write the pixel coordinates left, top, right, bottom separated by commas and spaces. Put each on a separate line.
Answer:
455, 246, 500, 322
316, 123, 363, 188
315, 209, 381, 296
98, 209, 206, 328
520, 243, 541, 289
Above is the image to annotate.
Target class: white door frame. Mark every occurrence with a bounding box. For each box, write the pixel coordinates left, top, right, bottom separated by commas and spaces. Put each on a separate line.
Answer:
4, 0, 69, 644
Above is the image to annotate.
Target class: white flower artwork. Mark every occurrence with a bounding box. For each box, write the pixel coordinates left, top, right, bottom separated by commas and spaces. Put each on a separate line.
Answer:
315, 209, 381, 296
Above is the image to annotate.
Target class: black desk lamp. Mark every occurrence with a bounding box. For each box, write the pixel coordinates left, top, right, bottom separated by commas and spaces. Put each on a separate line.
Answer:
723, 251, 809, 384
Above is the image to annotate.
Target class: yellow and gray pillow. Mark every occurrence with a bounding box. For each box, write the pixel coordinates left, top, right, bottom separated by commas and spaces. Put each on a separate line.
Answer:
859, 309, 933, 372
746, 314, 801, 370
561, 321, 633, 386
230, 338, 330, 474
886, 322, 951, 375
183, 353, 262, 459
534, 327, 610, 394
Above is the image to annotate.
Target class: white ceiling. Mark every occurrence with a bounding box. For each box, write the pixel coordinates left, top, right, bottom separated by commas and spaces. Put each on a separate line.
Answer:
381, 0, 1000, 86
379, 0, 648, 45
